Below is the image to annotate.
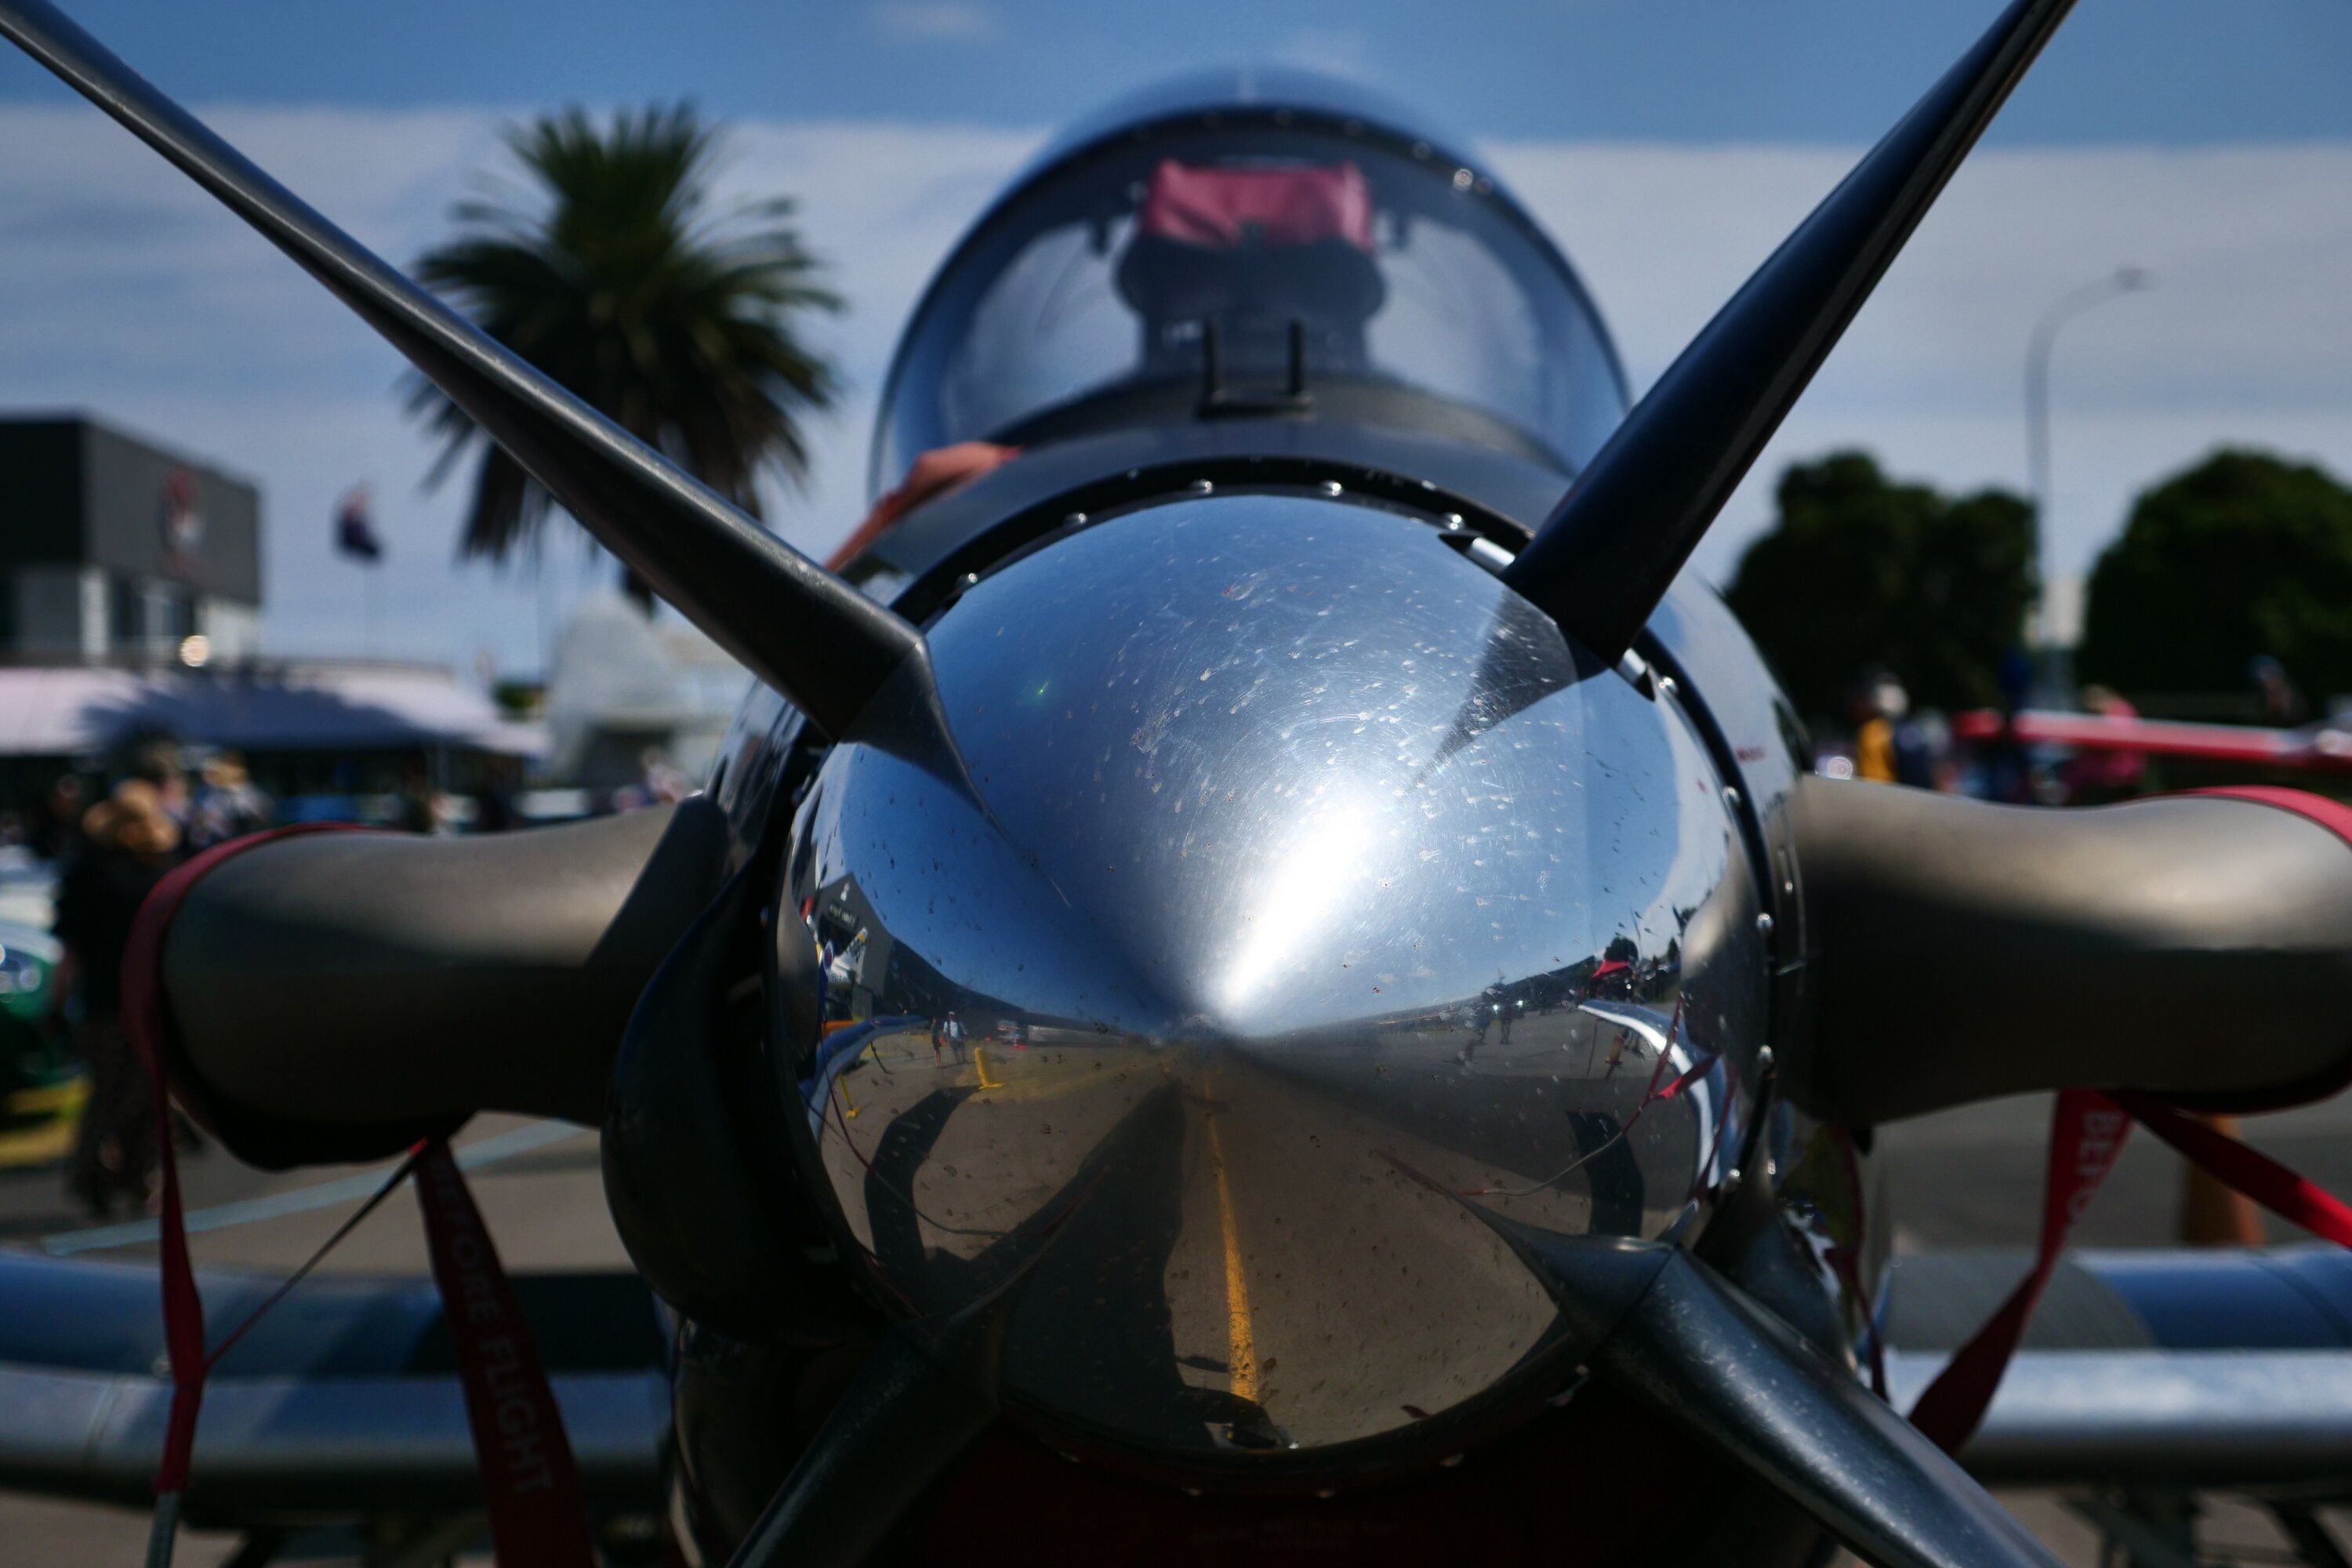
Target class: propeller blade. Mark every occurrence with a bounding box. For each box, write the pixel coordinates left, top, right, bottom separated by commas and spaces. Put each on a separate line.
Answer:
0, 0, 922, 739
1592, 1250, 2062, 1568
1502, 0, 2076, 664
1383, 1163, 2053, 1566
720, 1326, 999, 1568
161, 800, 728, 1163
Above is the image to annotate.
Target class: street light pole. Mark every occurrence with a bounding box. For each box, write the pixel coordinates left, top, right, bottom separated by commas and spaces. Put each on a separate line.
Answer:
2025, 265, 2152, 637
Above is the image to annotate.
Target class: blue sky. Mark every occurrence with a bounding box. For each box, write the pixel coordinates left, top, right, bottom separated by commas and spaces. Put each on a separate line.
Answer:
2, 3, 2350, 678
5, 1, 2350, 144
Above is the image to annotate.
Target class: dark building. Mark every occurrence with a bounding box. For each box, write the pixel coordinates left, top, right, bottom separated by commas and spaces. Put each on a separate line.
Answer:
0, 415, 548, 840
0, 414, 262, 666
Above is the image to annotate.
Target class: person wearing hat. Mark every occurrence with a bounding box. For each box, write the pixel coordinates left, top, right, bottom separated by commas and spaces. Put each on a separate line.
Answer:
52, 779, 185, 1217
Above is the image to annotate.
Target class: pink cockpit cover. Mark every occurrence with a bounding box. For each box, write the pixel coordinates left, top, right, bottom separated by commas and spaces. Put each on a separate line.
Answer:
1137, 159, 1374, 252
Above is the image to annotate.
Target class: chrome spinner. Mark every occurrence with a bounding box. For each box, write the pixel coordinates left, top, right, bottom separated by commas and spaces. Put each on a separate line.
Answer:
782, 492, 1769, 1468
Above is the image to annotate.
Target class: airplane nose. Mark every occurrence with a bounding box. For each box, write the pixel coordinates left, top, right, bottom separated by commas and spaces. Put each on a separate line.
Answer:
779, 492, 1771, 1470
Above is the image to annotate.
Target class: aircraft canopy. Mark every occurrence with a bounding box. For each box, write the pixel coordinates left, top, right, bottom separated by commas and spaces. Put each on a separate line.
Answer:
873, 91, 1628, 492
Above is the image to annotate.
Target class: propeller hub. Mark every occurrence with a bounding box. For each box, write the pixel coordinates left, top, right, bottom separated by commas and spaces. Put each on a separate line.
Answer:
779, 492, 1769, 1471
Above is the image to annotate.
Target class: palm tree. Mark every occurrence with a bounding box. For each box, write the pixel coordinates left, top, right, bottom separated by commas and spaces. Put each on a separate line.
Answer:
409, 103, 840, 609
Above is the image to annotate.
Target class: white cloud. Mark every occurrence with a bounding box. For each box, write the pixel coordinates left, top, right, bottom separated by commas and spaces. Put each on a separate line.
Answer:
868, 1, 1000, 44
0, 106, 1035, 677
1272, 28, 1379, 83
2, 103, 2347, 680
1488, 138, 2352, 583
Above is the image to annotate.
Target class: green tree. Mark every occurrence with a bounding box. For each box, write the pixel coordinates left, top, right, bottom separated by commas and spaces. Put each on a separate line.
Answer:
2078, 449, 2352, 702
410, 103, 840, 608
1724, 452, 2036, 726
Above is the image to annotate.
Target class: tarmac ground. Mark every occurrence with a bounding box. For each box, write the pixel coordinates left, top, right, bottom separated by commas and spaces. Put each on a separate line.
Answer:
3, 1080, 2349, 1566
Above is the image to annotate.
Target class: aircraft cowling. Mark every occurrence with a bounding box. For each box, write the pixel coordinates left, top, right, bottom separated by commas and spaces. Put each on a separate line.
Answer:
775, 491, 1772, 1475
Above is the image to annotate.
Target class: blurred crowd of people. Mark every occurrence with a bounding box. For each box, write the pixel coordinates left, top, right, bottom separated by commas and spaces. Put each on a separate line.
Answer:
1825, 661, 2147, 805
34, 744, 270, 1217
6, 739, 696, 1219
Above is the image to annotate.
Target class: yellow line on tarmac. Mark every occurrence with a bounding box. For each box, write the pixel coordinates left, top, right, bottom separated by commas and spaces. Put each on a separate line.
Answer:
1205, 1109, 1258, 1401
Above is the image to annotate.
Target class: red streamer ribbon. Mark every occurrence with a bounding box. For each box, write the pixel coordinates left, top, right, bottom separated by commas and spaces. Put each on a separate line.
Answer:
1909, 784, 2352, 1453
1906, 1088, 2132, 1452
122, 826, 350, 1511
415, 1139, 597, 1566
1909, 1090, 2352, 1453
2109, 1094, 2352, 1249
122, 826, 592, 1566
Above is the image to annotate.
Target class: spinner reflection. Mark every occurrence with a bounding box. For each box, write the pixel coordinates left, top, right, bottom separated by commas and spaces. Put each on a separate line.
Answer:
782, 495, 1767, 1464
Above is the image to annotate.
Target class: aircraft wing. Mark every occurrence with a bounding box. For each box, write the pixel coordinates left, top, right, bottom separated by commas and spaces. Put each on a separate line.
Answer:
10, 1241, 2347, 1518
0, 1250, 670, 1526
1882, 1245, 2352, 1487
1953, 708, 2352, 773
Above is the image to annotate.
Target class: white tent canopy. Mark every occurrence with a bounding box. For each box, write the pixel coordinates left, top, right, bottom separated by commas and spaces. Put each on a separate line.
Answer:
543, 597, 748, 785
0, 662, 543, 758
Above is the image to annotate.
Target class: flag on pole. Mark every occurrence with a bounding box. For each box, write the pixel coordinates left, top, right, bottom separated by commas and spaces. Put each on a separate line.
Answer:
336, 486, 383, 562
